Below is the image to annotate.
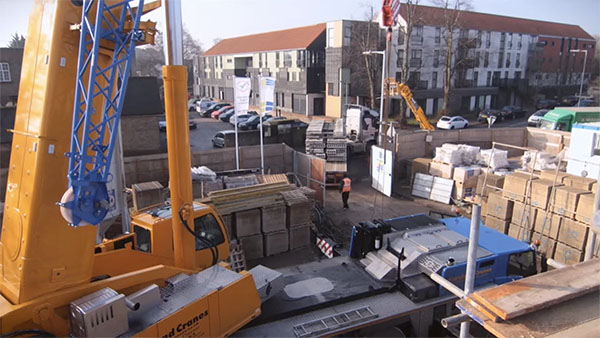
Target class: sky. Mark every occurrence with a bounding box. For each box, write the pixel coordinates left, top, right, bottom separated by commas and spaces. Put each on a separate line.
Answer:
0, 0, 599, 49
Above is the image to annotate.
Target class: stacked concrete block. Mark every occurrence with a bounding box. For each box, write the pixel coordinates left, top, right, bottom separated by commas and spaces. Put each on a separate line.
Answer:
289, 225, 312, 250
239, 234, 264, 261
264, 230, 289, 256
261, 205, 286, 233
235, 209, 261, 237
305, 119, 346, 162
131, 181, 164, 211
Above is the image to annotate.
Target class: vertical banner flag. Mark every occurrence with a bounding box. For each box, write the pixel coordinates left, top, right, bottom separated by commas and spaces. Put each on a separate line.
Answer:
233, 77, 251, 169
234, 77, 251, 115
259, 76, 276, 116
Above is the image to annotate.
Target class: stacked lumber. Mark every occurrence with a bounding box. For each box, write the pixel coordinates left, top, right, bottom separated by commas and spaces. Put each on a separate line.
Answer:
456, 259, 600, 338
306, 119, 346, 162
257, 174, 289, 184
207, 182, 291, 215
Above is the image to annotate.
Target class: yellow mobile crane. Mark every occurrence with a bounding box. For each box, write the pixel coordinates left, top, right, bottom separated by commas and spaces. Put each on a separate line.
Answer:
388, 79, 435, 131
0, 0, 261, 336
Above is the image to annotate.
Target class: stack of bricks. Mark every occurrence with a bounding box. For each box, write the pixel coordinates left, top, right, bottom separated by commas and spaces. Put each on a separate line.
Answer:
479, 169, 598, 265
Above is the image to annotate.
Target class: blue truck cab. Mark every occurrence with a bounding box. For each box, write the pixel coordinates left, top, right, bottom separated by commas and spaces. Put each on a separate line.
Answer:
350, 214, 537, 302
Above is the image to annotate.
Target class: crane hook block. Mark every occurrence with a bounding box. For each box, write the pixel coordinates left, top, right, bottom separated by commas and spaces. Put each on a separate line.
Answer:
59, 183, 109, 227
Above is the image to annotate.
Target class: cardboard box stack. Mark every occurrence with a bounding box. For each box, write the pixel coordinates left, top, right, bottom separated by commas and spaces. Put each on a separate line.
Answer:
482, 170, 597, 265
452, 166, 480, 200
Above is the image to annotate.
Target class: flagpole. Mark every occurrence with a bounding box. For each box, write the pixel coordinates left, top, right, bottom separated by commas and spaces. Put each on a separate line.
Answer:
235, 113, 239, 170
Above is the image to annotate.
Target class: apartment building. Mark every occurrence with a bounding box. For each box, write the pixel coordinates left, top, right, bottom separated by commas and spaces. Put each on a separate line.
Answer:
391, 4, 595, 115
196, 24, 326, 116
0, 48, 24, 107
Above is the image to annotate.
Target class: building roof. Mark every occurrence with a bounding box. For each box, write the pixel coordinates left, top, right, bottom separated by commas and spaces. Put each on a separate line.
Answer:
400, 4, 594, 40
203, 23, 326, 56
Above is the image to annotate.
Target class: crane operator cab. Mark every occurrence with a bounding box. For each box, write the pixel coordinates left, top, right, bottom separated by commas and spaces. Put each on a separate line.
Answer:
129, 202, 230, 270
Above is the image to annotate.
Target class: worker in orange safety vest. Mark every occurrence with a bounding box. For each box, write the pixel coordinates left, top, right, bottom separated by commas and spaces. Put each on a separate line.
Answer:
339, 174, 351, 209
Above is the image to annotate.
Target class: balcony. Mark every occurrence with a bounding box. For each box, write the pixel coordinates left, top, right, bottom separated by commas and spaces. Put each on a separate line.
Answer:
492, 78, 529, 89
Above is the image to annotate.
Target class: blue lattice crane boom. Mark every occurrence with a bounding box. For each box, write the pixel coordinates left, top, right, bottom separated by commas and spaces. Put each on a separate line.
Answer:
59, 0, 157, 226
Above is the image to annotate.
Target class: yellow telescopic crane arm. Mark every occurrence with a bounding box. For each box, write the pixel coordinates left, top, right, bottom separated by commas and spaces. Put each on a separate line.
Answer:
388, 80, 435, 131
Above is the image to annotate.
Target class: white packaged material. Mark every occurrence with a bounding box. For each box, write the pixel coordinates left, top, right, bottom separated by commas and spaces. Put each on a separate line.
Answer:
434, 147, 463, 165
521, 150, 559, 171
480, 149, 509, 170
191, 166, 217, 181
460, 145, 481, 165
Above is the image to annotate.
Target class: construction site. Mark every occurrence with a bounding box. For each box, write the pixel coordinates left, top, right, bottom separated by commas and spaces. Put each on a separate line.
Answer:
0, 0, 598, 337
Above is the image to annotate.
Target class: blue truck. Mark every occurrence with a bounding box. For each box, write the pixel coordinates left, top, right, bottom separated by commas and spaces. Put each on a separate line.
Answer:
237, 214, 537, 337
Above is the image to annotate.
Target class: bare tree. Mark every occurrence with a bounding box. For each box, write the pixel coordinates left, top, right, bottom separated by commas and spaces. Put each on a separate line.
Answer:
345, 5, 385, 109
394, 0, 422, 124
134, 27, 203, 77
7, 33, 25, 48
434, 0, 472, 115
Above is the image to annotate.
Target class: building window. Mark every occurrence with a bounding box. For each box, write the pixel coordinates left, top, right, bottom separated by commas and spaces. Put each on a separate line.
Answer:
477, 30, 482, 47
297, 50, 306, 68
551, 41, 555, 46
498, 52, 504, 68
343, 26, 352, 46
508, 33, 513, 49
276, 52, 280, 67
397, 49, 404, 67
284, 52, 292, 67
431, 72, 437, 89
518, 34, 523, 49
433, 50, 439, 68
500, 32, 506, 47
398, 31, 405, 45
487, 71, 492, 86
473, 71, 479, 86
411, 49, 422, 67
486, 31, 491, 48
484, 52, 489, 67
504, 71, 509, 79
396, 72, 402, 81
435, 27, 441, 44
506, 53, 511, 68
412, 25, 423, 44
516, 53, 521, 68
258, 53, 262, 68
475, 51, 480, 67
328, 83, 334, 95
327, 27, 334, 47
460, 29, 468, 38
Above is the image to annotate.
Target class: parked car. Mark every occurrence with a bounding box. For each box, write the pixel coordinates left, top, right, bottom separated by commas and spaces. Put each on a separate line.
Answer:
578, 99, 596, 107
500, 105, 526, 119
535, 99, 558, 110
266, 116, 287, 122
229, 113, 254, 126
194, 98, 214, 112
561, 95, 579, 106
219, 108, 236, 122
158, 119, 197, 131
527, 109, 549, 127
211, 130, 234, 148
478, 109, 502, 122
201, 102, 230, 117
239, 114, 272, 130
211, 106, 234, 119
436, 116, 468, 130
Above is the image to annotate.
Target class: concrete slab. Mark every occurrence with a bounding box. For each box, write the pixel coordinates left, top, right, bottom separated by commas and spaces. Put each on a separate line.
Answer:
235, 209, 261, 237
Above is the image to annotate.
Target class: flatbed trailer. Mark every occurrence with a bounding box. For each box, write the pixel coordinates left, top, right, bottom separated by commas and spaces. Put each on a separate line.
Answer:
236, 215, 537, 337
235, 256, 455, 337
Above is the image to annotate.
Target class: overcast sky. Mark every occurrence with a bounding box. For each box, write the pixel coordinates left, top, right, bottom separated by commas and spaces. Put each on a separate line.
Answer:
1, 0, 598, 49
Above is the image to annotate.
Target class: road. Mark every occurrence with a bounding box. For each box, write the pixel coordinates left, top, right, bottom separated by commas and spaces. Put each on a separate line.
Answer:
159, 111, 233, 152
470, 115, 529, 129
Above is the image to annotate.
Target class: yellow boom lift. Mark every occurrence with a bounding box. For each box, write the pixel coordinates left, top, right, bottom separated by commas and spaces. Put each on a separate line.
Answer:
0, 0, 262, 336
388, 79, 435, 130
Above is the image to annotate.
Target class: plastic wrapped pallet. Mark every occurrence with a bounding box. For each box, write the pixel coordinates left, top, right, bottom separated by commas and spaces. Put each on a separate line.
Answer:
480, 149, 509, 170
191, 166, 217, 181
520, 151, 559, 171
458, 145, 481, 165
433, 146, 463, 165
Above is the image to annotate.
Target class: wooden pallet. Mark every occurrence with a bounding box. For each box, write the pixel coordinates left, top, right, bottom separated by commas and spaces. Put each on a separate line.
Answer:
228, 240, 247, 273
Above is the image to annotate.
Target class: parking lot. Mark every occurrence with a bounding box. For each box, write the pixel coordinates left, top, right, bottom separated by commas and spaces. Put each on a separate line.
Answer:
159, 111, 234, 152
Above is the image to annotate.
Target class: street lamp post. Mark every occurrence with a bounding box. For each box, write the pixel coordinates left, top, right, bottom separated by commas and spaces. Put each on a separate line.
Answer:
363, 50, 386, 146
570, 49, 588, 106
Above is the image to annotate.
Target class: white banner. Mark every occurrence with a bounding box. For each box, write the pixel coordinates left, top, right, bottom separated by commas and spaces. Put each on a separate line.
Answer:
259, 76, 276, 116
234, 77, 251, 116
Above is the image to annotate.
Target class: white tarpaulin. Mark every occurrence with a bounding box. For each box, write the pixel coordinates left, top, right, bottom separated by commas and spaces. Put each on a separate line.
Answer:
371, 145, 393, 197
